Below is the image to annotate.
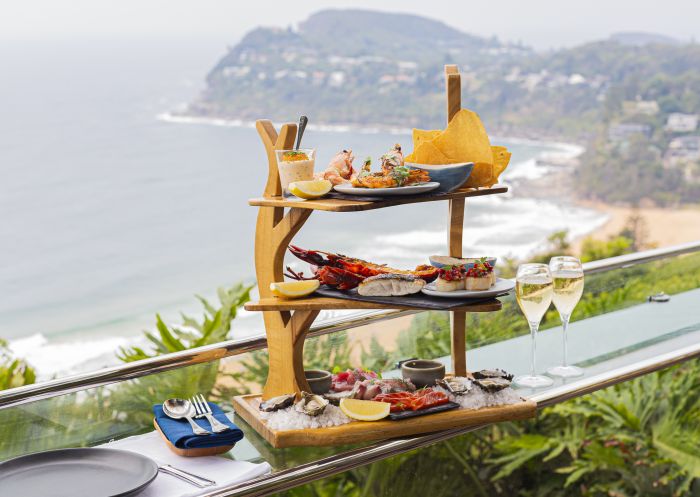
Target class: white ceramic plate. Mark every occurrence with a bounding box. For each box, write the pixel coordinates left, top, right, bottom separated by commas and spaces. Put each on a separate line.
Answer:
333, 182, 440, 196
421, 278, 515, 299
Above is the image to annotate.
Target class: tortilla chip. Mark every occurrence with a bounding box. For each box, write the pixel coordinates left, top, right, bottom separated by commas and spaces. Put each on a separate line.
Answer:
433, 109, 493, 164
464, 162, 495, 188
412, 129, 441, 149
491, 146, 512, 182
406, 141, 455, 165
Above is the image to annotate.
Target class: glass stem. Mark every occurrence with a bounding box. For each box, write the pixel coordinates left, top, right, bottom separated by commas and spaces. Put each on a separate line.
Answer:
529, 321, 539, 377
561, 314, 570, 367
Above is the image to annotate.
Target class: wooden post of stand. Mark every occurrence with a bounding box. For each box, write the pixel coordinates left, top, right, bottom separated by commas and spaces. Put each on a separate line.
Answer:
445, 65, 468, 377
445, 65, 461, 124
255, 120, 317, 400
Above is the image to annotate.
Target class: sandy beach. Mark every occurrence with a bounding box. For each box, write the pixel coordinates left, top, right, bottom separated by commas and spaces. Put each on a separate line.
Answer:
574, 201, 700, 251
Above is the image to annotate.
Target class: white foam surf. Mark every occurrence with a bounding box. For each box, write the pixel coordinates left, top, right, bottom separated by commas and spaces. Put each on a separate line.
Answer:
353, 197, 608, 265
8, 333, 133, 379
6, 312, 267, 379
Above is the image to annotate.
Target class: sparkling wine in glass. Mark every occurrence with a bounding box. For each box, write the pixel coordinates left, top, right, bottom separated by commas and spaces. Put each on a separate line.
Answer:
513, 263, 555, 388
547, 256, 585, 378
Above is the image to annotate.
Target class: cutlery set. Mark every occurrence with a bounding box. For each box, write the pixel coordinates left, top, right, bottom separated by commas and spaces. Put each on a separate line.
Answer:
162, 394, 231, 435
156, 394, 233, 488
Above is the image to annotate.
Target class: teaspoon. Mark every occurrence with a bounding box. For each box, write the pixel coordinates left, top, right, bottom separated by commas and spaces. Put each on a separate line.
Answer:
295, 115, 308, 150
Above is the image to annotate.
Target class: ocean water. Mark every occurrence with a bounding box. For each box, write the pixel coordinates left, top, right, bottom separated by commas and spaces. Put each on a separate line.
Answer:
0, 38, 605, 378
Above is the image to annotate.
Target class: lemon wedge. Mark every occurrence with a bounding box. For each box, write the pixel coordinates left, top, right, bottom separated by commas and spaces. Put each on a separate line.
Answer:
339, 398, 390, 421
288, 179, 333, 199
270, 280, 320, 299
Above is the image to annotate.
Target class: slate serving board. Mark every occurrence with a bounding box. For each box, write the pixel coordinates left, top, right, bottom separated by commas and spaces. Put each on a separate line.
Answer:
315, 285, 505, 310
388, 401, 461, 421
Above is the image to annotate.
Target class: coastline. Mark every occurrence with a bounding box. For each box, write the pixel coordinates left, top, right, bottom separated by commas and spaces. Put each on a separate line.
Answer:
514, 160, 700, 252
573, 201, 700, 251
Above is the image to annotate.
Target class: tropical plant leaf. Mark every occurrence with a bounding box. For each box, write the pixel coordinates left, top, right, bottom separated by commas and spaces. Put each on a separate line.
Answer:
653, 416, 700, 478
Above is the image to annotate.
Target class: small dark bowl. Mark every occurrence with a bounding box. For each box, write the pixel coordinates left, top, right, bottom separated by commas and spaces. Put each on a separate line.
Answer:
305, 369, 332, 394
401, 359, 446, 388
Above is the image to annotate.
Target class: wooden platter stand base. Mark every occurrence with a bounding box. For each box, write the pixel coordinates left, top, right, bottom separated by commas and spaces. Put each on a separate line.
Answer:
153, 419, 234, 457
233, 65, 536, 448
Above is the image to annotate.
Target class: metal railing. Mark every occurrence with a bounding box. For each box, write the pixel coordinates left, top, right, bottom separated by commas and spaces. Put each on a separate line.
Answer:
1, 240, 699, 410
215, 340, 700, 497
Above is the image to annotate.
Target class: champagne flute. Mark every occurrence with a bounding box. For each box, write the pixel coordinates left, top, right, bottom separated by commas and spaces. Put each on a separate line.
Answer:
547, 256, 585, 377
513, 263, 554, 388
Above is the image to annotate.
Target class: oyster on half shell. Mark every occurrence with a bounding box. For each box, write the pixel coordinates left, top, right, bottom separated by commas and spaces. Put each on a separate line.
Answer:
295, 391, 329, 417
472, 369, 514, 381
474, 377, 511, 392
259, 393, 295, 412
437, 377, 472, 395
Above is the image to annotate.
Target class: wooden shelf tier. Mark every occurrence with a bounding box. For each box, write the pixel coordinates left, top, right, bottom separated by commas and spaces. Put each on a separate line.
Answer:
233, 393, 536, 448
245, 296, 502, 312
249, 185, 508, 212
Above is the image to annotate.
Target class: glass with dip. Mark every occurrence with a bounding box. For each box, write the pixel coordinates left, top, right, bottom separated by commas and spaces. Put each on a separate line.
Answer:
275, 149, 316, 197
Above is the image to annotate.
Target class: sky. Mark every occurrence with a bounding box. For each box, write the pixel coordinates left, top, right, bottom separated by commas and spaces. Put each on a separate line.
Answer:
1, 0, 699, 50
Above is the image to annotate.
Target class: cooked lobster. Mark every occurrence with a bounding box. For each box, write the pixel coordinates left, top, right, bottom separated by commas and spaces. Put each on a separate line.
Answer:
285, 245, 439, 290
285, 265, 365, 291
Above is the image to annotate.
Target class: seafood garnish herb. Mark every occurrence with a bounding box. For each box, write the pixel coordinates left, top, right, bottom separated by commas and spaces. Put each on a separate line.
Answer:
282, 150, 309, 161
391, 165, 411, 186
358, 157, 372, 178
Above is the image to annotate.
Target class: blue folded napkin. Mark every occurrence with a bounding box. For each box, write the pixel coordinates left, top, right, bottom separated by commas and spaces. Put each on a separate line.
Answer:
153, 402, 244, 449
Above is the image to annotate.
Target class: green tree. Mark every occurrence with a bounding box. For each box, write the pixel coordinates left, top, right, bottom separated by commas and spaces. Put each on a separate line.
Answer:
580, 235, 633, 262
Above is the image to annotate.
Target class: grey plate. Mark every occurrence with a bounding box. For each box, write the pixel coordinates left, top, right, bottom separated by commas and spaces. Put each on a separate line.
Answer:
0, 448, 158, 497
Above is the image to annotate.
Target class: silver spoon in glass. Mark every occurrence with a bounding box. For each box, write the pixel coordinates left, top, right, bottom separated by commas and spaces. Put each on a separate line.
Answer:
295, 115, 308, 150
163, 398, 211, 436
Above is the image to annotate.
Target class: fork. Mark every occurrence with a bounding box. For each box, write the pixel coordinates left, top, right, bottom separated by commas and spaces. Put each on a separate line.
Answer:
191, 394, 230, 433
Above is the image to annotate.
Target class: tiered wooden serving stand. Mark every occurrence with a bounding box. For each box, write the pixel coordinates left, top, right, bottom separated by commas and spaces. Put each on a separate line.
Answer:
233, 65, 536, 448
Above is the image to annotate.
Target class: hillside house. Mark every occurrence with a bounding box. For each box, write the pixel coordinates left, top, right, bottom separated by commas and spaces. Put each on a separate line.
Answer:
664, 135, 700, 182
623, 100, 659, 116
665, 113, 699, 133
608, 123, 653, 142
665, 136, 700, 164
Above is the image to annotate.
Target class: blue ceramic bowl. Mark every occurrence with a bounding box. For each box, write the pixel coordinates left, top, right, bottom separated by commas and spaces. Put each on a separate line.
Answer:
429, 255, 497, 269
406, 162, 474, 193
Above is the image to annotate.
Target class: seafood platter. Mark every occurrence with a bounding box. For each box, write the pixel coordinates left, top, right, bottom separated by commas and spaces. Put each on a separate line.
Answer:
233, 367, 535, 448
280, 248, 514, 306
236, 65, 536, 448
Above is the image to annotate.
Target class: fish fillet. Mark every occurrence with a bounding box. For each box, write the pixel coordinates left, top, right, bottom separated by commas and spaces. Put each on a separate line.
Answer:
357, 273, 426, 296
